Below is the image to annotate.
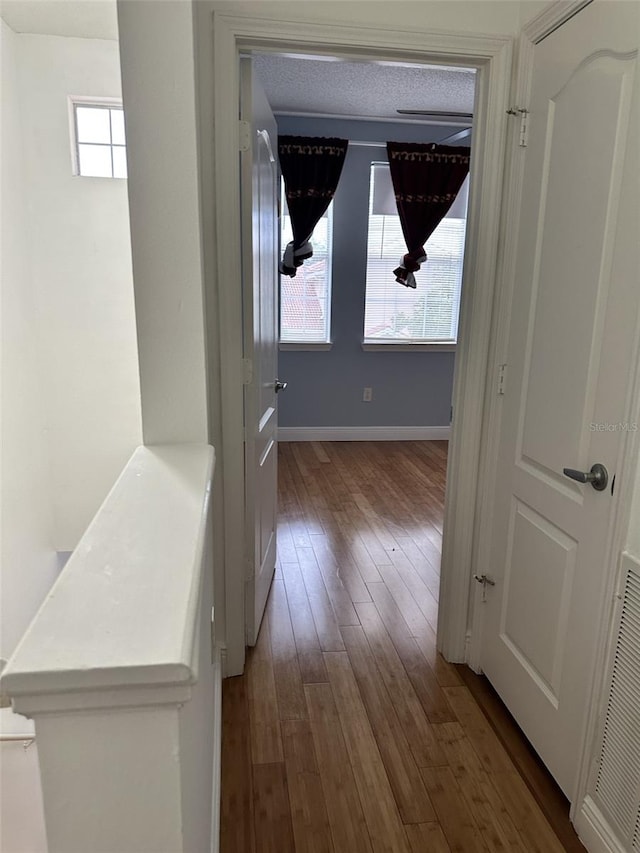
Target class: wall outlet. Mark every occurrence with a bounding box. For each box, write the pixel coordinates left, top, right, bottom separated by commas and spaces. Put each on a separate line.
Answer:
363, 387, 373, 402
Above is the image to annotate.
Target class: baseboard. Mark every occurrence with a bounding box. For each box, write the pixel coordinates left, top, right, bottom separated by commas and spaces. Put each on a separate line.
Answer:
574, 796, 627, 853
277, 425, 451, 442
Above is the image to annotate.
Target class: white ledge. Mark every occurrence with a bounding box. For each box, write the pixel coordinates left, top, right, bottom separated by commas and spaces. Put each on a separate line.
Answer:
361, 341, 457, 352
1, 444, 215, 711
279, 341, 333, 351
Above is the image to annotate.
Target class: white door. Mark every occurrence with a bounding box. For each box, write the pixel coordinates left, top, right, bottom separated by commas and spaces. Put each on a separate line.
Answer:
481, 0, 639, 797
240, 58, 280, 646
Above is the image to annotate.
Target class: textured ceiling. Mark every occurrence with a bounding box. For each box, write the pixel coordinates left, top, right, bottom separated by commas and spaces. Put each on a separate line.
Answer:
253, 54, 476, 122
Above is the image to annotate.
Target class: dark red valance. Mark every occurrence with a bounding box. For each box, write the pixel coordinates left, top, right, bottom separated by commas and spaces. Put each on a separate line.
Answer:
387, 142, 471, 288
278, 136, 348, 277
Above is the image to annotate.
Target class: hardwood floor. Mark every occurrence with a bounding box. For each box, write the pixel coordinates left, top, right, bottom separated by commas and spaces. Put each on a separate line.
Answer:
221, 441, 581, 852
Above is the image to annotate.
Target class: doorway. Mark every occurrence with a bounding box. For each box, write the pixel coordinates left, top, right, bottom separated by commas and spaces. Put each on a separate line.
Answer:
247, 48, 475, 647
209, 13, 512, 679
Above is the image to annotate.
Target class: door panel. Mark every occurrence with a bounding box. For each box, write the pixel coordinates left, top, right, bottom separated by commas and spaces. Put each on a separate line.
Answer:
241, 58, 279, 646
482, 0, 639, 797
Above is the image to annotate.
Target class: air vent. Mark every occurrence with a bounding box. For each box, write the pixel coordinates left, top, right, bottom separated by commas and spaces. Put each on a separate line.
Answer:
594, 554, 640, 848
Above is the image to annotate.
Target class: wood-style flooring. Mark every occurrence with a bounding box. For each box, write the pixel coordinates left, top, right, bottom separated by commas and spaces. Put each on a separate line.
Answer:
221, 441, 581, 852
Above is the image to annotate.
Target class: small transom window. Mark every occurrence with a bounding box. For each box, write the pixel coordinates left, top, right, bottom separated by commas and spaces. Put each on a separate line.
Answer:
72, 102, 127, 178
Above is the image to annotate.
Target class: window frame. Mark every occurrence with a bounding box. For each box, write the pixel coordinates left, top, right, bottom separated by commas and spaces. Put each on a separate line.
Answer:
362, 160, 468, 350
68, 96, 126, 179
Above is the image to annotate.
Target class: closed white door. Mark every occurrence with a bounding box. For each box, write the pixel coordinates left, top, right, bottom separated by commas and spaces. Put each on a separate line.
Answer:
240, 58, 280, 646
481, 0, 639, 797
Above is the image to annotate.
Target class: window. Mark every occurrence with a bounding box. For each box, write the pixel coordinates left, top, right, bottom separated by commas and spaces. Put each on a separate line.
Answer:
71, 101, 127, 178
280, 187, 333, 345
364, 163, 468, 345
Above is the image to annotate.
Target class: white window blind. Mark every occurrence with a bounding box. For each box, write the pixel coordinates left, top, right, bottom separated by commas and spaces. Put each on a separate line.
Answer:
280, 196, 332, 344
364, 164, 468, 343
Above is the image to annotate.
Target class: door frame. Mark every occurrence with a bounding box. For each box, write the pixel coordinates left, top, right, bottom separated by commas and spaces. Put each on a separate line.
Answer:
468, 0, 640, 815
209, 7, 512, 677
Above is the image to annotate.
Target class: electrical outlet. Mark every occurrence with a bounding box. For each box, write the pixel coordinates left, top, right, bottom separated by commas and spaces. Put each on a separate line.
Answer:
363, 387, 373, 402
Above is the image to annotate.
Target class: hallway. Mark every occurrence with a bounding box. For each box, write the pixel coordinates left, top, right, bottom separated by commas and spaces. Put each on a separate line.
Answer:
220, 441, 577, 852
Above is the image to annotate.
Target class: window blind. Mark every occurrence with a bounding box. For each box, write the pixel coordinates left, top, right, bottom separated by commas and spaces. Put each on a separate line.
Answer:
364, 164, 467, 343
280, 209, 332, 343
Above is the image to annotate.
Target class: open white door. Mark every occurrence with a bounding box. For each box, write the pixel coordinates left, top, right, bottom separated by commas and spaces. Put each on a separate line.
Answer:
481, 0, 639, 797
240, 58, 280, 646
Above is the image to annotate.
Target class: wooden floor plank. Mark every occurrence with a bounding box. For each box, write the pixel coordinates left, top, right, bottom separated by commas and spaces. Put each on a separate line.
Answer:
247, 617, 284, 765
221, 442, 582, 853
456, 665, 587, 852
491, 771, 567, 853
220, 676, 255, 853
442, 685, 514, 775
341, 625, 436, 824
434, 721, 527, 853
280, 561, 329, 684
405, 823, 451, 853
324, 652, 412, 853
253, 762, 295, 853
421, 765, 485, 853
305, 682, 373, 853
310, 534, 370, 610
355, 601, 446, 768
311, 532, 373, 602
282, 719, 335, 853
267, 579, 307, 720
296, 546, 346, 651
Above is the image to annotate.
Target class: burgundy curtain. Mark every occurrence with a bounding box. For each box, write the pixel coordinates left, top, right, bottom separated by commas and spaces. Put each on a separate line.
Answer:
387, 142, 471, 288
278, 136, 348, 277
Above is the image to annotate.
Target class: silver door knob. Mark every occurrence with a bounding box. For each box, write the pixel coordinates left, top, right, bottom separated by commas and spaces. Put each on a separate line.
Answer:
562, 463, 608, 491
274, 379, 288, 393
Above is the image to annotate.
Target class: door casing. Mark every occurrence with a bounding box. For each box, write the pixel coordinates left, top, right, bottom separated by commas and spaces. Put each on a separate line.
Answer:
208, 8, 513, 679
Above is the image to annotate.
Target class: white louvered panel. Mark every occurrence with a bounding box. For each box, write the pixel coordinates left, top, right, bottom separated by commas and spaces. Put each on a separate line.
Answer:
594, 554, 640, 850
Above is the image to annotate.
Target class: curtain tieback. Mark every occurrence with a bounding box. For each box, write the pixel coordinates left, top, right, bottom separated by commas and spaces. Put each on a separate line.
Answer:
280, 240, 313, 277
394, 248, 427, 289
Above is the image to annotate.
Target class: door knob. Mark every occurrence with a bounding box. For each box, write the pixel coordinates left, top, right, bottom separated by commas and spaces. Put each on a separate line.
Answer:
562, 463, 608, 491
274, 379, 288, 393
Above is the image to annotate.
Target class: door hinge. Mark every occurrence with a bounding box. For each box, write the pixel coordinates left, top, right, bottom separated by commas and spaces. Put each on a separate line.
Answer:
239, 120, 251, 152
497, 363, 507, 396
506, 106, 529, 147
242, 358, 253, 385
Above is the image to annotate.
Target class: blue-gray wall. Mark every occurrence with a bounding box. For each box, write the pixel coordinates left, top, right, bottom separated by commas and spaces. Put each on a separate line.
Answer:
277, 116, 461, 428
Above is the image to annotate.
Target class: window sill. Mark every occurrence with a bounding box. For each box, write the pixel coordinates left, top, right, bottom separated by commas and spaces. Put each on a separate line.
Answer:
361, 341, 457, 352
279, 342, 333, 351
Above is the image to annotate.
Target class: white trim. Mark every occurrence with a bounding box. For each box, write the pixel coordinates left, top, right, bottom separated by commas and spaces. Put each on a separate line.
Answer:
362, 342, 456, 352
210, 643, 222, 853
574, 796, 628, 853
279, 342, 333, 351
278, 426, 451, 442
275, 109, 472, 127
465, 13, 536, 675
524, 0, 593, 45
208, 8, 512, 675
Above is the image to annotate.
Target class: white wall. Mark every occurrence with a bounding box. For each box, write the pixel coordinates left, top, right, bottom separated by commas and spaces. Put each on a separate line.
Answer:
0, 20, 60, 663
117, 0, 209, 446
17, 32, 143, 550
203, 0, 534, 36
